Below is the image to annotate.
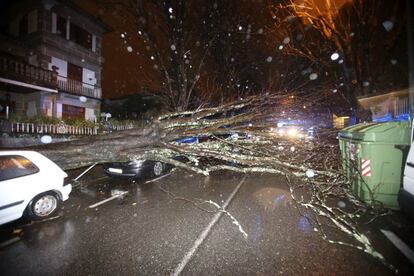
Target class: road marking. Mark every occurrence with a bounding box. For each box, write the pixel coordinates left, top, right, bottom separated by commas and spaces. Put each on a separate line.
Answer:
145, 172, 172, 184
0, 237, 20, 249
172, 175, 247, 276
72, 176, 109, 189
88, 191, 128, 209
381, 229, 414, 264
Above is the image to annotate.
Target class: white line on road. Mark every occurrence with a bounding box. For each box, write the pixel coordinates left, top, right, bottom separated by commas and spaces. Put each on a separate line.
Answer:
0, 237, 20, 249
145, 172, 172, 184
88, 191, 128, 209
381, 229, 414, 264
171, 175, 247, 276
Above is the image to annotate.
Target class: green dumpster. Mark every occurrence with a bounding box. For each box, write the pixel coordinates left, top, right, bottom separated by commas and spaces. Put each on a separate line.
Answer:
338, 121, 411, 209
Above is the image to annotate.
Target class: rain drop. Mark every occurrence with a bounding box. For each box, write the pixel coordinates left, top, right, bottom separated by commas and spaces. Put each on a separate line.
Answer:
382, 20, 393, 32
309, 73, 318, 80
121, 33, 125, 38
337, 201, 346, 208
290, 146, 295, 152
127, 46, 133, 52
266, 56, 273, 63
238, 26, 242, 31
278, 45, 284, 50
257, 28, 263, 34
282, 37, 290, 44
391, 59, 397, 65
363, 81, 370, 87
338, 59, 344, 64
79, 96, 87, 102
168, 7, 173, 14
41, 135, 52, 144
330, 52, 339, 61
333, 89, 338, 93
305, 169, 315, 178
150, 56, 155, 60
170, 44, 176, 51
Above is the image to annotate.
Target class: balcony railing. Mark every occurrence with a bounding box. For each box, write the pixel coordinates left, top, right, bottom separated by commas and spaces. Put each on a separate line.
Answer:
0, 54, 57, 89
0, 53, 101, 99
57, 76, 101, 99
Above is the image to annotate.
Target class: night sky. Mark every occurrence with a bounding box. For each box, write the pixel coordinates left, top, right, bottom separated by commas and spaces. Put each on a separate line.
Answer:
74, 0, 409, 106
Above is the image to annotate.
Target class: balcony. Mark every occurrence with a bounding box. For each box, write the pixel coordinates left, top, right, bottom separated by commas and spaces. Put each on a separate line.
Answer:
0, 53, 101, 99
0, 54, 57, 89
56, 76, 101, 99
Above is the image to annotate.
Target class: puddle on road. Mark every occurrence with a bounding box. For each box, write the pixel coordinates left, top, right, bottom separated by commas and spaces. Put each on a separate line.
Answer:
297, 213, 313, 234
253, 187, 293, 211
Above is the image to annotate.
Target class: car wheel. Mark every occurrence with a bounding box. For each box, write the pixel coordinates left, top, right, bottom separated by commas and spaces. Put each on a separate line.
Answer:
153, 162, 164, 176
28, 193, 61, 220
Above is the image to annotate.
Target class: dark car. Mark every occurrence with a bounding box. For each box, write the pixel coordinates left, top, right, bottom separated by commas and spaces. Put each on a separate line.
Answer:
103, 159, 173, 179
103, 136, 197, 179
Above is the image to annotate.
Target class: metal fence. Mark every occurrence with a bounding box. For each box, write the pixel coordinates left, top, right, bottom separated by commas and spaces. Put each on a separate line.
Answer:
0, 120, 137, 136
0, 121, 98, 135
111, 124, 135, 131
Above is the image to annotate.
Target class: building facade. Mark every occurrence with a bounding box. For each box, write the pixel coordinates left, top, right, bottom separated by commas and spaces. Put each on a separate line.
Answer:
357, 89, 410, 122
0, 0, 110, 121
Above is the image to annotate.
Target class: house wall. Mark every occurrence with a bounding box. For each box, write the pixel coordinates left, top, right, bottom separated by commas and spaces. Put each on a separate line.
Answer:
357, 89, 409, 122
56, 93, 100, 121
0, 0, 109, 122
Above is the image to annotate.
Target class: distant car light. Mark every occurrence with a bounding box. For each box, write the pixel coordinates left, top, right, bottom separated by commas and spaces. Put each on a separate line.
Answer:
287, 128, 298, 137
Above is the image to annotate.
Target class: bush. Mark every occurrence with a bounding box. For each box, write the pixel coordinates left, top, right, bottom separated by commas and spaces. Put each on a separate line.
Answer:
7, 114, 96, 128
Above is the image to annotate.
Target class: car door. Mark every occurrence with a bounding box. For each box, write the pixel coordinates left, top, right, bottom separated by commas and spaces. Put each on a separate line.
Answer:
0, 155, 40, 224
403, 144, 414, 196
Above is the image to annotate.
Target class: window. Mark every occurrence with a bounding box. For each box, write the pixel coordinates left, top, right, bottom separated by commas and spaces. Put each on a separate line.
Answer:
62, 104, 85, 120
0, 155, 39, 181
70, 23, 92, 50
56, 16, 67, 39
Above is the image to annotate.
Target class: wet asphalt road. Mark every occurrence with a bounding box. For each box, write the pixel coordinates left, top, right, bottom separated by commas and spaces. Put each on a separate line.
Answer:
1, 166, 414, 275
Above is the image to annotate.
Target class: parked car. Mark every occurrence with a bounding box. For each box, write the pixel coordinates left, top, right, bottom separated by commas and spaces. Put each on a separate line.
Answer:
0, 151, 72, 225
399, 143, 414, 219
104, 136, 198, 179
103, 159, 171, 179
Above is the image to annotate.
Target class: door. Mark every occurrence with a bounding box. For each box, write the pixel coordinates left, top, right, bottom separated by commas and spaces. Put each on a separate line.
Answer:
0, 155, 40, 224
403, 144, 414, 195
67, 62, 82, 82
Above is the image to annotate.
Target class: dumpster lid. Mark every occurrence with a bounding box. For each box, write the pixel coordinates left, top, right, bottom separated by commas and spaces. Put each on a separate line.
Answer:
338, 121, 411, 143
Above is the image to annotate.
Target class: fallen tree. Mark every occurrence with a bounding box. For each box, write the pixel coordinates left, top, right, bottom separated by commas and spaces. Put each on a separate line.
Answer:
35, 91, 329, 171
31, 91, 396, 271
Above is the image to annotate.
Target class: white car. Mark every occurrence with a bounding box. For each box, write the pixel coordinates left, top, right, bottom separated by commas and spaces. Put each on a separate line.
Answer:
0, 151, 72, 225
400, 144, 414, 218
